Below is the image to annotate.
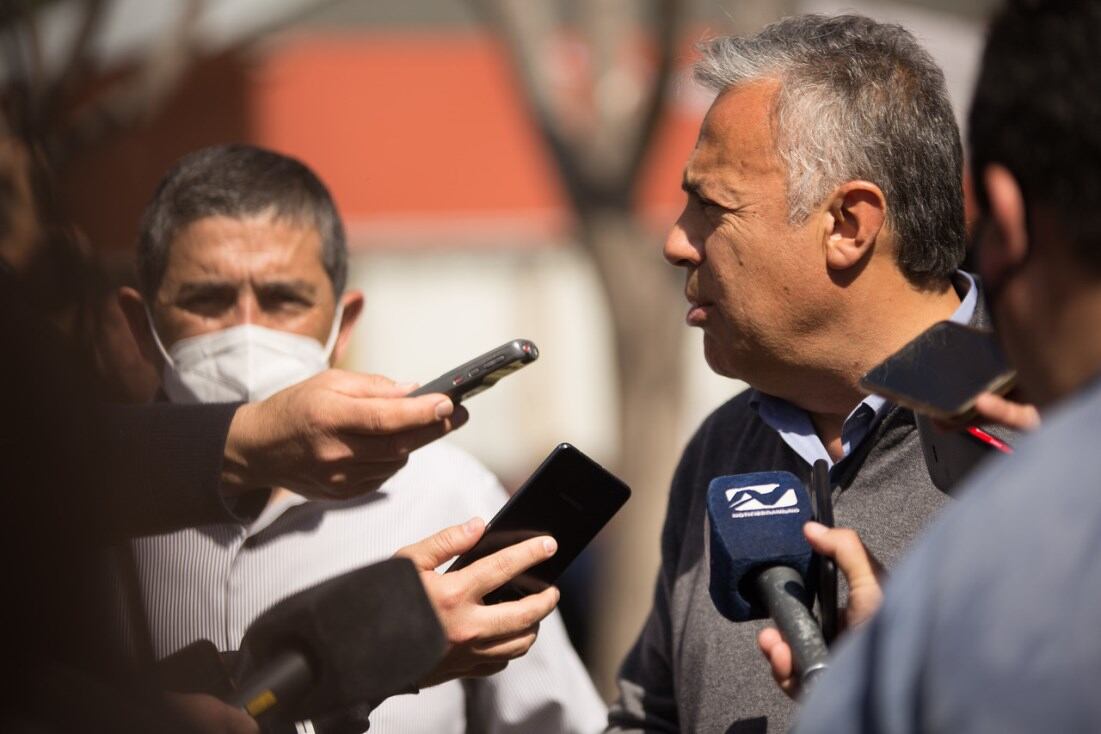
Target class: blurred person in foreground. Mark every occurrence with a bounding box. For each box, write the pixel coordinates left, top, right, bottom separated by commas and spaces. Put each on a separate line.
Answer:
753, 2, 1101, 731
0, 134, 263, 732
118, 144, 605, 733
607, 14, 1000, 733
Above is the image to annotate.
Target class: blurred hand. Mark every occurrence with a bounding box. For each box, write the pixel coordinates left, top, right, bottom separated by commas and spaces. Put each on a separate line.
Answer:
933, 391, 1041, 434
972, 391, 1041, 432
395, 517, 560, 688
222, 370, 468, 500
164, 692, 259, 734
757, 522, 884, 699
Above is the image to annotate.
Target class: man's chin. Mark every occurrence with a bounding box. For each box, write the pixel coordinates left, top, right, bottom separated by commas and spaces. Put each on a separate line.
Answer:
701, 334, 744, 381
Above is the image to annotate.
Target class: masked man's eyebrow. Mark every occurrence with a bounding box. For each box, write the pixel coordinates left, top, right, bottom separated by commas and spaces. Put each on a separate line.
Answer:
174, 280, 237, 299
256, 279, 319, 296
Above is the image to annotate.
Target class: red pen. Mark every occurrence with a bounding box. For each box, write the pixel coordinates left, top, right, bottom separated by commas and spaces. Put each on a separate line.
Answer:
966, 426, 1014, 454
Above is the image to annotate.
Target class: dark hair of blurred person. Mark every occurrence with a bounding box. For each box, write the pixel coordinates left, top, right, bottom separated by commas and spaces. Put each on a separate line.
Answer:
970, 0, 1101, 271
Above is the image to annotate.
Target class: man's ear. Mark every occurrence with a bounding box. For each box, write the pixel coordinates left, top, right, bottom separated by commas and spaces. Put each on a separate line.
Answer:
331, 289, 365, 364
117, 286, 161, 366
979, 164, 1029, 286
822, 181, 886, 272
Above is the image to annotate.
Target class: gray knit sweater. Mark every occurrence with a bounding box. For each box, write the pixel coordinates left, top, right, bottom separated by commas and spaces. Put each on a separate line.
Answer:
607, 392, 953, 733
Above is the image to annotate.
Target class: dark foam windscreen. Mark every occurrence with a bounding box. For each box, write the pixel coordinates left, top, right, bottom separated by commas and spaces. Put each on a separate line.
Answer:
234, 557, 445, 721
707, 471, 813, 622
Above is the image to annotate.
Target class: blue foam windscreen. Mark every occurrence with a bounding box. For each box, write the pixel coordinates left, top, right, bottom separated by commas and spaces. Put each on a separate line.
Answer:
708, 471, 813, 622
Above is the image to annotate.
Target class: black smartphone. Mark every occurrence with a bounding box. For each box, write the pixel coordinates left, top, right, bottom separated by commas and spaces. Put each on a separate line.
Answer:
915, 414, 1011, 494
859, 321, 1015, 422
809, 460, 838, 645
408, 338, 539, 403
445, 443, 631, 604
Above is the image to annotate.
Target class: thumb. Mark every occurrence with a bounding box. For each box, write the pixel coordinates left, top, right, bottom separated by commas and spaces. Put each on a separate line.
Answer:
395, 517, 485, 570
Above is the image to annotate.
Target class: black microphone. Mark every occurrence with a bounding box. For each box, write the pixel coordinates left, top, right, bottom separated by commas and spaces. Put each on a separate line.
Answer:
227, 556, 446, 723
707, 471, 829, 688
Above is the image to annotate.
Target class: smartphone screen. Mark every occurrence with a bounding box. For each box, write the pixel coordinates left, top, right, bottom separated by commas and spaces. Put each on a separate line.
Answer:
445, 443, 631, 603
859, 321, 1015, 419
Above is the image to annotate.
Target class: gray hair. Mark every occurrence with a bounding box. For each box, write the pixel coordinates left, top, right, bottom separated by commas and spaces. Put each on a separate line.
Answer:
695, 14, 964, 285
137, 144, 347, 298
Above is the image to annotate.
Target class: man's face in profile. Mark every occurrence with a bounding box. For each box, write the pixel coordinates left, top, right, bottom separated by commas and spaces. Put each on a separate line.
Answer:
663, 80, 828, 386
149, 211, 339, 349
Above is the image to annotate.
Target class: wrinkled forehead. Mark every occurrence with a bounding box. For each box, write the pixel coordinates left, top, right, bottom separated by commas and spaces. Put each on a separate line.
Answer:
687, 81, 786, 189
162, 212, 328, 284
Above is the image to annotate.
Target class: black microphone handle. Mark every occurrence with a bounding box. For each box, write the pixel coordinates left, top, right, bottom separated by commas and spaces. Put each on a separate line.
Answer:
226, 649, 314, 718
755, 565, 829, 688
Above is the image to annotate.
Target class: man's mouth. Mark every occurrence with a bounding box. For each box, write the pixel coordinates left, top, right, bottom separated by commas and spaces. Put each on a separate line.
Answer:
685, 297, 712, 326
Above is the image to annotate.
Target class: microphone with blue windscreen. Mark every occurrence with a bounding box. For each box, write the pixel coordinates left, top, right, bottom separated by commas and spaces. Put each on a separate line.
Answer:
708, 471, 829, 687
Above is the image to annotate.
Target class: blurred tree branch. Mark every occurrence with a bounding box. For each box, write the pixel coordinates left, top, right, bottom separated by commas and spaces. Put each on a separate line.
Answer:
468, 0, 683, 210
467, 0, 692, 697
1, 0, 206, 169
1, 0, 364, 173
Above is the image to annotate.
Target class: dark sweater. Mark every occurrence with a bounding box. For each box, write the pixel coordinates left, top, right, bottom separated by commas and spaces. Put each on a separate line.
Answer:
608, 392, 953, 733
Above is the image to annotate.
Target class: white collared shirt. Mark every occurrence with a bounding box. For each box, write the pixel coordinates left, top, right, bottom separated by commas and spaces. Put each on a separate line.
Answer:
133, 440, 606, 733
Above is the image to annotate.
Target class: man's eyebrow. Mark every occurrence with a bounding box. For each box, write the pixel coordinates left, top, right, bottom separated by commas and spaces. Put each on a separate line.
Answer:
256, 279, 318, 296
682, 175, 740, 206
175, 280, 236, 299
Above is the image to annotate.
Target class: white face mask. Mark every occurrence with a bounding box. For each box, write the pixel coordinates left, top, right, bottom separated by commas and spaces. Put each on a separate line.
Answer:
147, 304, 345, 404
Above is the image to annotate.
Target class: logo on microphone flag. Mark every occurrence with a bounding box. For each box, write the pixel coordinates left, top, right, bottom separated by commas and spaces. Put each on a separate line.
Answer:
725, 483, 800, 518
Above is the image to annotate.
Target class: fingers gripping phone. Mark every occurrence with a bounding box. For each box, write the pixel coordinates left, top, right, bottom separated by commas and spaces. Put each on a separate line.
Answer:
409, 339, 538, 404
858, 321, 1015, 422
445, 443, 631, 604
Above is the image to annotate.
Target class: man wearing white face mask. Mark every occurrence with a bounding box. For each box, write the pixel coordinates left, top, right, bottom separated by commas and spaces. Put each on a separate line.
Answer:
146, 300, 346, 404
118, 144, 605, 733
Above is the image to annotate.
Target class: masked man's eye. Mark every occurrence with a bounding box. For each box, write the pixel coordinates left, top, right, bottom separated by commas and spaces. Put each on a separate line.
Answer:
259, 288, 313, 311
178, 289, 236, 314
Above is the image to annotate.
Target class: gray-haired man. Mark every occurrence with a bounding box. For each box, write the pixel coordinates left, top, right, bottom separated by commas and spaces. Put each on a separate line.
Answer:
608, 14, 981, 733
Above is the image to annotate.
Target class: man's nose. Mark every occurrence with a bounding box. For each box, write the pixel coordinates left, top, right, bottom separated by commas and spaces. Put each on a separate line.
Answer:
234, 292, 260, 325
663, 216, 702, 268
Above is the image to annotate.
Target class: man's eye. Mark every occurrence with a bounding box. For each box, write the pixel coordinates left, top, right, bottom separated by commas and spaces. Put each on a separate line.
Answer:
262, 292, 311, 310
180, 293, 234, 312
699, 197, 726, 214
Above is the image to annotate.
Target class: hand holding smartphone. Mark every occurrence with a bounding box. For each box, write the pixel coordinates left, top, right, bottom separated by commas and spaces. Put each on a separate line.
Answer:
860, 321, 1017, 493
446, 443, 631, 604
